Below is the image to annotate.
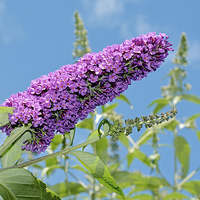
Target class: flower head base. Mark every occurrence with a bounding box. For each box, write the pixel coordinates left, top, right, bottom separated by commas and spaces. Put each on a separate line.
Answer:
1, 32, 173, 153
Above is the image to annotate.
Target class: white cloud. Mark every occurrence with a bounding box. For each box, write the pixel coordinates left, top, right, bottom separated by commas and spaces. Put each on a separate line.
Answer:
0, 0, 26, 44
94, 0, 123, 20
80, 0, 124, 28
80, 0, 169, 39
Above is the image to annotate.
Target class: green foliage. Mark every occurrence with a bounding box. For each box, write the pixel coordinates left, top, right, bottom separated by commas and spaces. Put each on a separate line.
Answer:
109, 109, 177, 141
182, 180, 200, 197
72, 11, 91, 60
1, 131, 31, 168
0, 107, 14, 127
196, 130, 200, 141
173, 32, 188, 66
0, 107, 15, 114
127, 149, 154, 168
0, 11, 199, 200
48, 182, 87, 198
0, 168, 61, 200
92, 137, 108, 163
0, 124, 31, 158
102, 103, 118, 113
76, 117, 93, 130
148, 98, 168, 114
163, 192, 190, 200
50, 135, 63, 151
174, 136, 190, 178
181, 93, 200, 104
70, 151, 125, 199
131, 194, 153, 200
116, 94, 133, 107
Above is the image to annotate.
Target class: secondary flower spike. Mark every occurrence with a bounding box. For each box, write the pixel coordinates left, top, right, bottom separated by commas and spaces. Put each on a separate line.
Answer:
1, 32, 173, 153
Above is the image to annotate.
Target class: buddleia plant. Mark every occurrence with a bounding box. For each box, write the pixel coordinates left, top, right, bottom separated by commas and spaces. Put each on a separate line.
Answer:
0, 10, 177, 200
72, 11, 91, 60
173, 32, 188, 66
161, 32, 191, 104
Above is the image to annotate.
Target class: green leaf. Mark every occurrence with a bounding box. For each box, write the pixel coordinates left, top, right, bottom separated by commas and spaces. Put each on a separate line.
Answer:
0, 168, 61, 200
184, 113, 200, 129
132, 194, 153, 200
0, 124, 31, 158
148, 99, 168, 107
48, 182, 87, 198
182, 94, 200, 104
163, 192, 189, 200
0, 107, 15, 127
129, 176, 169, 194
153, 104, 168, 115
92, 137, 108, 163
98, 119, 111, 137
103, 122, 110, 135
186, 113, 200, 122
99, 171, 169, 195
112, 171, 142, 189
1, 131, 31, 168
70, 151, 125, 199
182, 180, 200, 196
174, 136, 190, 178
50, 135, 63, 151
148, 98, 168, 114
102, 103, 118, 113
196, 130, 200, 141
66, 128, 75, 147
116, 94, 133, 107
0, 107, 14, 114
97, 172, 135, 197
76, 118, 93, 130
45, 157, 58, 167
127, 149, 153, 168
0, 113, 10, 127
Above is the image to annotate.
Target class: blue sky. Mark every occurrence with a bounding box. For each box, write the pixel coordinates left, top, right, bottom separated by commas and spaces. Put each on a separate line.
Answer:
0, 0, 200, 192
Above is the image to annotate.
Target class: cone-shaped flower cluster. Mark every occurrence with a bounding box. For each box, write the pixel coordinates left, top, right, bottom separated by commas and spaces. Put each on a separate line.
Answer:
1, 32, 173, 153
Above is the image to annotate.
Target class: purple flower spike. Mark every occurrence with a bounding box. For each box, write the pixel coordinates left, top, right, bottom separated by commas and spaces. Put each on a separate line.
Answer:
1, 32, 173, 153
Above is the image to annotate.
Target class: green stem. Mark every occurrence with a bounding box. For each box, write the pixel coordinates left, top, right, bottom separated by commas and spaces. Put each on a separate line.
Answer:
174, 128, 178, 191
0, 135, 104, 172
91, 111, 97, 200
91, 178, 96, 200
62, 135, 72, 200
